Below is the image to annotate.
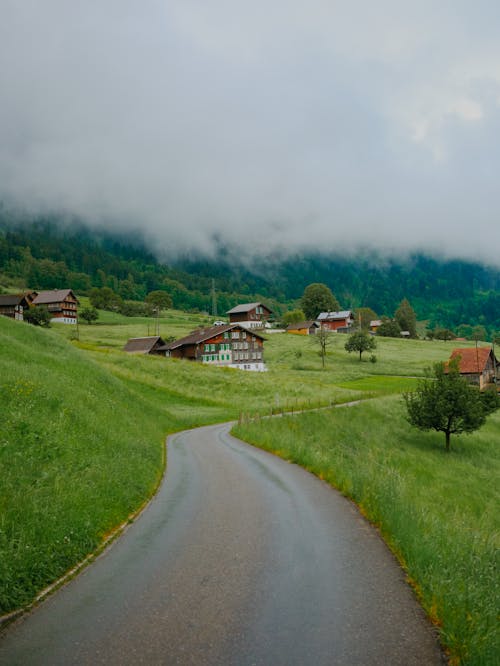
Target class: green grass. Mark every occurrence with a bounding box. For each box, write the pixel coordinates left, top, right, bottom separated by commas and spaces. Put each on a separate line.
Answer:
2, 313, 495, 665
233, 399, 500, 665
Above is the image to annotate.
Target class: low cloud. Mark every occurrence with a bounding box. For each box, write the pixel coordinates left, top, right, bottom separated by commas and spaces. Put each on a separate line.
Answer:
1, 1, 500, 264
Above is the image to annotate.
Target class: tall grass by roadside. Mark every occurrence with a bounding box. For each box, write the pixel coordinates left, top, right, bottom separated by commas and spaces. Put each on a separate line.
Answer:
233, 399, 499, 665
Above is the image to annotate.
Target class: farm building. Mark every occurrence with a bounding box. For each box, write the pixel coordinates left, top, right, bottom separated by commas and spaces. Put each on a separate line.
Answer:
446, 347, 499, 390
226, 302, 273, 329
286, 321, 319, 335
0, 294, 31, 321
32, 289, 79, 324
123, 336, 167, 355
317, 310, 355, 332
164, 324, 266, 371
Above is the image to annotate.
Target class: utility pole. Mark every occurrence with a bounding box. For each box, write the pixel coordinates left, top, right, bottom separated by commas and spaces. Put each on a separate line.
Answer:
211, 279, 217, 317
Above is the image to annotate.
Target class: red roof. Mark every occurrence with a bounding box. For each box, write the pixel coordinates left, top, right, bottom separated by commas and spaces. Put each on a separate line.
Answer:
448, 347, 494, 374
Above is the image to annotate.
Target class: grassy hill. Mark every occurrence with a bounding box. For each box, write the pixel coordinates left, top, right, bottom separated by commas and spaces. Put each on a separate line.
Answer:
1, 314, 498, 664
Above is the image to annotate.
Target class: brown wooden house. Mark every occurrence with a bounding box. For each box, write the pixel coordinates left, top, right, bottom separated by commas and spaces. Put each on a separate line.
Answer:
123, 336, 167, 355
163, 324, 266, 371
446, 347, 499, 390
0, 294, 31, 321
226, 302, 273, 329
32, 289, 79, 324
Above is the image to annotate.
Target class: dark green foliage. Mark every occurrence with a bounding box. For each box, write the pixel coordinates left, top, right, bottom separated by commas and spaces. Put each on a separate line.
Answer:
433, 328, 456, 341
403, 359, 499, 451
344, 331, 377, 361
89, 287, 123, 311
395, 298, 417, 338
301, 283, 339, 319
80, 307, 99, 324
377, 317, 401, 338
145, 290, 173, 311
2, 214, 500, 333
24, 306, 51, 327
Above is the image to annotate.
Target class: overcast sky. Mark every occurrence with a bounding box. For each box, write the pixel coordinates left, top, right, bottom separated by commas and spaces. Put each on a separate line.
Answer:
1, 1, 499, 263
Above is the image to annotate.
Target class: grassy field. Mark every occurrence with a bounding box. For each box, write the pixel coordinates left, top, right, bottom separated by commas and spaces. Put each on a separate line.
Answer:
1, 311, 496, 665
233, 398, 500, 665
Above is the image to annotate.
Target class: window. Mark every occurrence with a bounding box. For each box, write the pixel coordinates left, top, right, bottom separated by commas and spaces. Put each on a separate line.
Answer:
223, 331, 229, 339
210, 344, 216, 352
232, 331, 239, 339
241, 331, 246, 339
204, 344, 210, 352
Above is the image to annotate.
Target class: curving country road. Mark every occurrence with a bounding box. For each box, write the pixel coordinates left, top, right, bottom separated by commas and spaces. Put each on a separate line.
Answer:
0, 423, 443, 665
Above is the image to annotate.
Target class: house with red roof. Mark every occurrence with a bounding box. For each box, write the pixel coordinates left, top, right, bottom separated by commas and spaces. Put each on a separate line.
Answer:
446, 347, 499, 390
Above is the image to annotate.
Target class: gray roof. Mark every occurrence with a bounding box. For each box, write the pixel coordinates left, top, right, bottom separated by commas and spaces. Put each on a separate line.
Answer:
0, 294, 28, 306
286, 320, 319, 330
317, 310, 353, 321
123, 336, 166, 353
226, 302, 272, 315
164, 323, 265, 351
32, 289, 78, 305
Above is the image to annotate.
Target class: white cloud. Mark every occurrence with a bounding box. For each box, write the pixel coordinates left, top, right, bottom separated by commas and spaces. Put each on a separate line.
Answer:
1, 1, 500, 264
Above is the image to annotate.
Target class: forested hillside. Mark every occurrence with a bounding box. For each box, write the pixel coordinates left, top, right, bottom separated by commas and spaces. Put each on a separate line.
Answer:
1, 212, 499, 333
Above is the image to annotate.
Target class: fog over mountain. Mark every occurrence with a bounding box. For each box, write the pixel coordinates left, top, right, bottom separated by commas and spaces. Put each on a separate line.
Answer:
1, 2, 499, 264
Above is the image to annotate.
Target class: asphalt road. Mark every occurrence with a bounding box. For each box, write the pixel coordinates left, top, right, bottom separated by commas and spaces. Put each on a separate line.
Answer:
0, 423, 443, 665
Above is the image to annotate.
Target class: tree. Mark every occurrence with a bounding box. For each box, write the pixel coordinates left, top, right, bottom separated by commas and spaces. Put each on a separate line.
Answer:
145, 290, 173, 311
344, 331, 377, 361
403, 359, 500, 451
395, 298, 417, 338
24, 306, 51, 327
377, 317, 401, 338
80, 307, 99, 325
301, 283, 339, 320
434, 328, 456, 341
282, 309, 306, 326
89, 287, 122, 311
471, 325, 487, 342
313, 326, 333, 369
354, 307, 378, 330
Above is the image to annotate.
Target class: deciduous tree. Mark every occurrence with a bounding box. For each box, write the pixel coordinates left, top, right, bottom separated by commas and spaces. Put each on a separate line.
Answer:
301, 283, 339, 320
403, 359, 499, 451
344, 331, 376, 361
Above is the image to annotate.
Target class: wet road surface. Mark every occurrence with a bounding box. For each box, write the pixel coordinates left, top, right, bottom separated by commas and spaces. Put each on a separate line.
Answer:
0, 423, 443, 665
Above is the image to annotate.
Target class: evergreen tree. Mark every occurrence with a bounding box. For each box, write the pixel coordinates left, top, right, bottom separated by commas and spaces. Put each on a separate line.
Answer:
395, 298, 417, 338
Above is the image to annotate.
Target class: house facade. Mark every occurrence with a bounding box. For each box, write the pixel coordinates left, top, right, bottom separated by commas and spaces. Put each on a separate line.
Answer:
317, 310, 354, 332
0, 294, 31, 321
164, 324, 266, 371
286, 320, 319, 336
447, 347, 499, 390
226, 302, 273, 329
32, 289, 79, 324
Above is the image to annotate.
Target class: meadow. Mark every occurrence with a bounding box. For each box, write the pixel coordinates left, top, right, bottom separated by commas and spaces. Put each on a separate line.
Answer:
1, 309, 497, 665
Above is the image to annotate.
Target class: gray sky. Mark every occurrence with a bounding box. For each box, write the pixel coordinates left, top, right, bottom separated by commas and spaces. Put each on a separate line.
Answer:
1, 1, 499, 263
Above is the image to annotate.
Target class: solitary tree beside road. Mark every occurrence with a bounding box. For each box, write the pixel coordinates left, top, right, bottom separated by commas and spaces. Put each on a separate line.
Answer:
403, 358, 500, 451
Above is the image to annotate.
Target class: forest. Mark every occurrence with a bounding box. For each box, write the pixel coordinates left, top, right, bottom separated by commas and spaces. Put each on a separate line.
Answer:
1, 211, 500, 334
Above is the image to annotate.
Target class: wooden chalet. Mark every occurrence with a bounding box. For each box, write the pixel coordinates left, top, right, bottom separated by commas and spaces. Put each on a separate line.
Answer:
0, 294, 31, 321
286, 320, 319, 336
226, 302, 273, 329
317, 310, 354, 332
446, 347, 499, 390
370, 320, 382, 333
32, 289, 79, 324
164, 323, 266, 371
123, 336, 167, 355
